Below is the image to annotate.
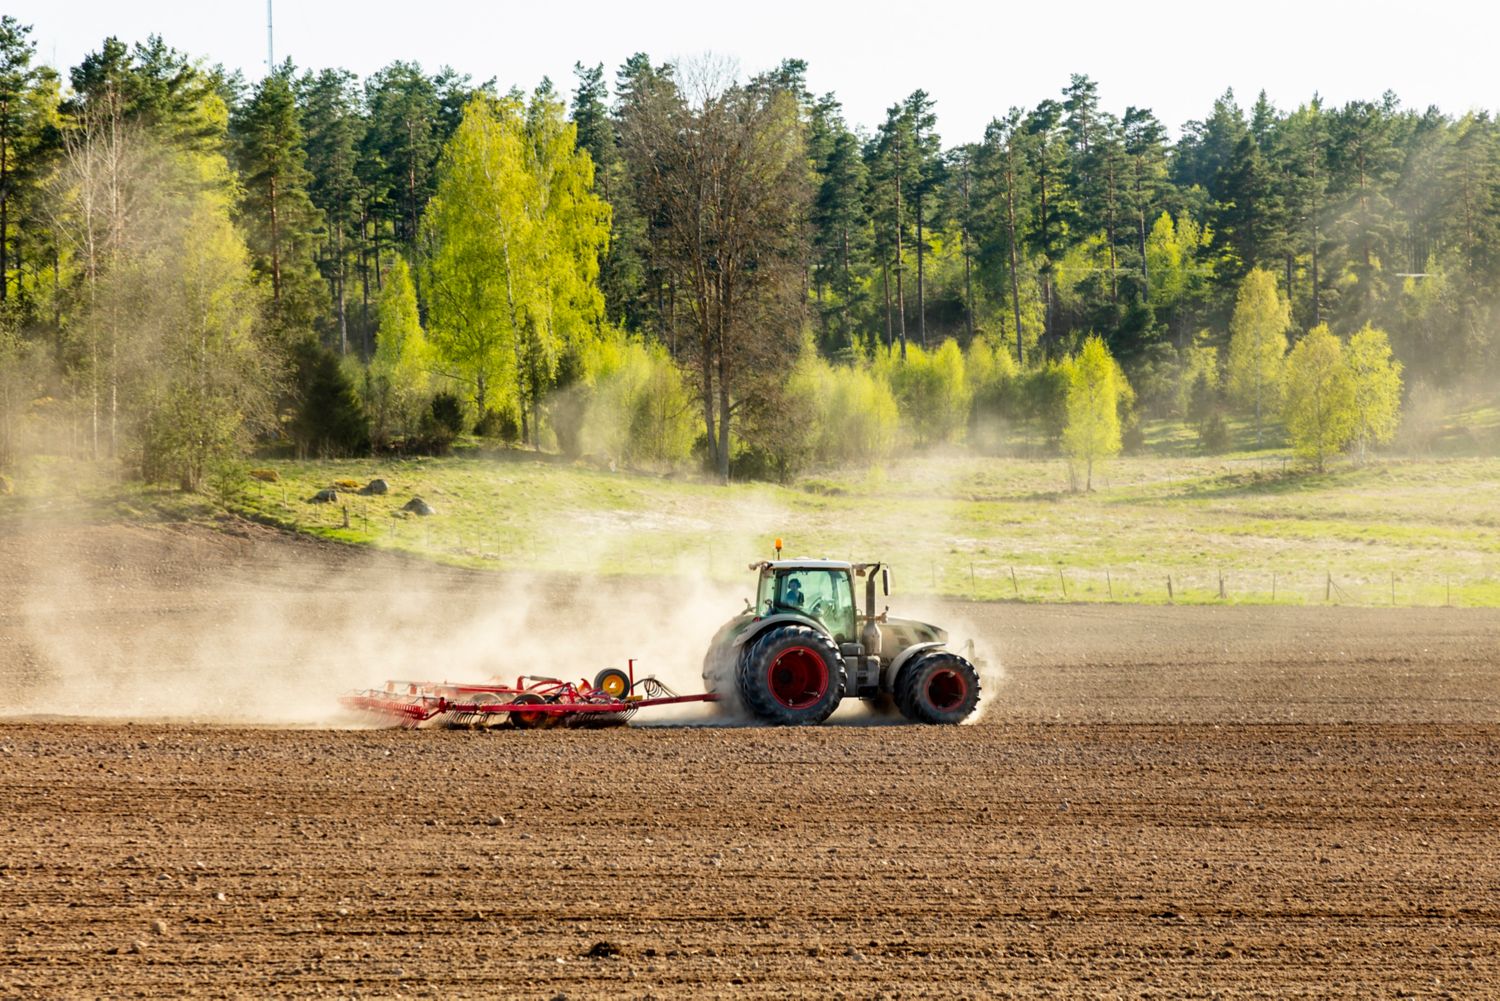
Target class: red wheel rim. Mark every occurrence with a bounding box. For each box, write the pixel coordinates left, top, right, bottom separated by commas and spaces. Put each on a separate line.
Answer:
925, 669, 967, 712
768, 646, 829, 709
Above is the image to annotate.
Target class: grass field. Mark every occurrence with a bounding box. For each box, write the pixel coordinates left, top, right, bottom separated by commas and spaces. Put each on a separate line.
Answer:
6, 395, 1498, 608
197, 444, 1500, 608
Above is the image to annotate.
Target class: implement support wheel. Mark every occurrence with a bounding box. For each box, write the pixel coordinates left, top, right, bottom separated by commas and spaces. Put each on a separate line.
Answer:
593, 668, 631, 699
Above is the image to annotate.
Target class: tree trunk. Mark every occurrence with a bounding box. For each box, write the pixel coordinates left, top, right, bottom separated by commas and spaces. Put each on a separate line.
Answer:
716, 365, 731, 484
1138, 207, 1149, 293
1311, 218, 1321, 327
269, 177, 281, 305
915, 195, 927, 349
894, 178, 906, 358
0, 134, 8, 303
841, 225, 853, 348
1005, 154, 1023, 367
881, 258, 893, 351
962, 225, 974, 340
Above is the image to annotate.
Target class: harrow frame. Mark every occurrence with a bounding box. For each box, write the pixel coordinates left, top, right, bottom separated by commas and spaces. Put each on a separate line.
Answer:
340, 660, 717, 729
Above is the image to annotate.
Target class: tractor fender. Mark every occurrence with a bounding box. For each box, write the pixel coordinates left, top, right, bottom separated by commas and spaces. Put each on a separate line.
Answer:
731, 613, 832, 650
882, 641, 945, 691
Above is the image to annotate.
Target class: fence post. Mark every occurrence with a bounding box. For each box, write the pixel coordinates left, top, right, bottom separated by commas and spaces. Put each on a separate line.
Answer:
1218, 569, 1226, 600
1391, 571, 1396, 606
1106, 570, 1113, 600
969, 561, 975, 598
1326, 572, 1332, 602
1010, 567, 1019, 597
1167, 576, 1174, 602
341, 504, 349, 529
1271, 572, 1277, 601
1058, 567, 1067, 600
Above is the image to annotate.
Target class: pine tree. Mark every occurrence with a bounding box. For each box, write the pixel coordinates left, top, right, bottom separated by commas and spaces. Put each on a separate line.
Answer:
298, 68, 366, 353
1023, 100, 1073, 354
808, 95, 871, 352
233, 65, 327, 341
973, 109, 1032, 365
0, 16, 59, 307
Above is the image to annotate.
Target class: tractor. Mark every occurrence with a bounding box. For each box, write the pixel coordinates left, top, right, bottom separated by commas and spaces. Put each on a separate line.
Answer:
702, 550, 982, 726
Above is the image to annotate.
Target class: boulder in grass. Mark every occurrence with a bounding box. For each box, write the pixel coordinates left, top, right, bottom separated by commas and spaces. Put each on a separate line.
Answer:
358, 478, 389, 496
309, 488, 339, 504
402, 496, 435, 516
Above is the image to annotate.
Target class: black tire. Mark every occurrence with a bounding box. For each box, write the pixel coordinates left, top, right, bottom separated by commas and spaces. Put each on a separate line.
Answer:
894, 651, 981, 725
593, 668, 631, 699
737, 625, 844, 726
702, 637, 746, 718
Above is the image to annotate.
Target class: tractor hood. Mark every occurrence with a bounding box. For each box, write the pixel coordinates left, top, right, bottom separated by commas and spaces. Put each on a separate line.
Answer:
878, 616, 947, 650
706, 611, 948, 658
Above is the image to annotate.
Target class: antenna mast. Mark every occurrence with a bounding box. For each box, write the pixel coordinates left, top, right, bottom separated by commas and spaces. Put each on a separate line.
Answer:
266, 0, 274, 72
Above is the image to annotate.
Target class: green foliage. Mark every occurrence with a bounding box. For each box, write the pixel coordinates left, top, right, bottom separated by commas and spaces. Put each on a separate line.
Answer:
965, 336, 1021, 452
422, 90, 609, 446
1284, 324, 1354, 471
579, 336, 695, 470
367, 258, 431, 445
1226, 267, 1290, 442
785, 348, 899, 467
878, 340, 970, 445
291, 340, 369, 458
232, 68, 327, 340
10, 41, 1500, 475
1063, 336, 1124, 489
1344, 324, 1403, 462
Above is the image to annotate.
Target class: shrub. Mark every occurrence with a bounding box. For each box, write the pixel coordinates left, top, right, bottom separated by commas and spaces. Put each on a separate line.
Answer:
428, 392, 467, 436
291, 340, 370, 459
474, 405, 520, 442
1199, 412, 1230, 452
784, 350, 899, 468
966, 337, 1021, 454
877, 341, 970, 446
580, 339, 696, 470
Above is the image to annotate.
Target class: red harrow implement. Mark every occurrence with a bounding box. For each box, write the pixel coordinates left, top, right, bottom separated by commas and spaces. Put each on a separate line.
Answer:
340, 661, 717, 729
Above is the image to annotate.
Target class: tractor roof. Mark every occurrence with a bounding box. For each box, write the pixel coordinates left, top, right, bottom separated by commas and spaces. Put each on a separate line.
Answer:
756, 559, 853, 571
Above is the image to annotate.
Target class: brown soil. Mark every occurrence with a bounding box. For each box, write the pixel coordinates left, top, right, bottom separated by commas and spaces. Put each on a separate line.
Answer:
2, 519, 1499, 998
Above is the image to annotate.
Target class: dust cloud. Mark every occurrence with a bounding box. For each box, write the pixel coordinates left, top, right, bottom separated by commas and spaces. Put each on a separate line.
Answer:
0, 456, 1006, 728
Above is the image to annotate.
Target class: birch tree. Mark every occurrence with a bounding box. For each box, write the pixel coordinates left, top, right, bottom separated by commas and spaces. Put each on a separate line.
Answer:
1226, 267, 1289, 444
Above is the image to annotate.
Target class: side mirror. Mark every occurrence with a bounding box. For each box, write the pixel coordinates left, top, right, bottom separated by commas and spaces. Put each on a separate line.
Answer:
881, 567, 890, 596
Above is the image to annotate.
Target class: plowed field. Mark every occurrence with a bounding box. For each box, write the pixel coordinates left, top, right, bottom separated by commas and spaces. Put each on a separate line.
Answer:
2, 520, 1498, 998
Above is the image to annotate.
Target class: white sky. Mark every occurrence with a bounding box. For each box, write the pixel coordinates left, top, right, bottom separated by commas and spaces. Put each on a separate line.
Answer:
11, 0, 1498, 143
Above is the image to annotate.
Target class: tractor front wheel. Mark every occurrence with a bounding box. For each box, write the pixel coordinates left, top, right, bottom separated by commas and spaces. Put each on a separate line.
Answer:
895, 652, 981, 725
738, 625, 844, 726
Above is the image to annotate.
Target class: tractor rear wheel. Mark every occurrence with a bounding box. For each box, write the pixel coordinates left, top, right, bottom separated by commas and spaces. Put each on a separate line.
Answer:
738, 625, 844, 726
895, 652, 981, 725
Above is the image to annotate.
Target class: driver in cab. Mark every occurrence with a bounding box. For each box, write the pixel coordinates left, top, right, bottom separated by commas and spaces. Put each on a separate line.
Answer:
783, 577, 805, 608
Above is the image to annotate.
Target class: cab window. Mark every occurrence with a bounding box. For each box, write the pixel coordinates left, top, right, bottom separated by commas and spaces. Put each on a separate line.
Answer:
759, 568, 855, 643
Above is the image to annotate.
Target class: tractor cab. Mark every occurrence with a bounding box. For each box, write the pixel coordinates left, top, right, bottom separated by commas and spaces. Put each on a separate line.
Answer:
755, 560, 858, 644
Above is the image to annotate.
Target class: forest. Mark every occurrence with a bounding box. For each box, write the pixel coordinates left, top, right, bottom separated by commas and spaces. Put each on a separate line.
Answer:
0, 17, 1491, 487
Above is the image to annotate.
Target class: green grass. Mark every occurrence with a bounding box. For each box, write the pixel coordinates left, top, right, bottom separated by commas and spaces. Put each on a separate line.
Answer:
209, 447, 1500, 608
6, 432, 1498, 608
